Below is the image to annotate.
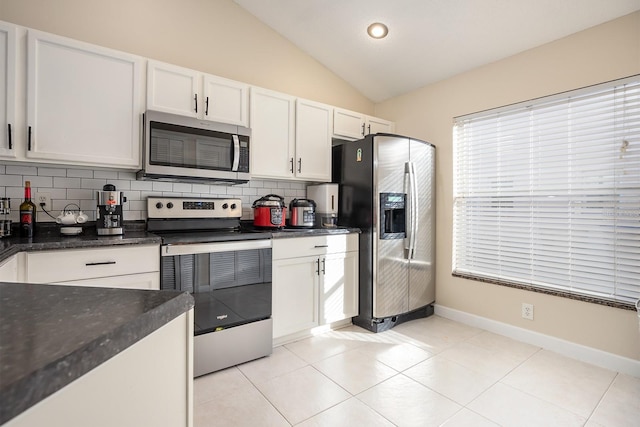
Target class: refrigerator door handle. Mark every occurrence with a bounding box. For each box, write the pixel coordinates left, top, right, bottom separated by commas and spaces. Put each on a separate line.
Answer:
404, 161, 419, 260
409, 161, 419, 260
404, 163, 412, 256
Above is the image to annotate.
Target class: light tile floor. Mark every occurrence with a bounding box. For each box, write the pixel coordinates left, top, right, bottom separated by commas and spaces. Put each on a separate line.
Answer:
194, 315, 640, 426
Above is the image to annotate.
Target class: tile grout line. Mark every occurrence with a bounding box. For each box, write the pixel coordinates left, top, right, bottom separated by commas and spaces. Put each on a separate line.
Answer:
582, 372, 618, 425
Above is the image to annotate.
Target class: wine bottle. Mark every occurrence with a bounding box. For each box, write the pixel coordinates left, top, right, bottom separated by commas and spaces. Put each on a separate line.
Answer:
20, 181, 37, 237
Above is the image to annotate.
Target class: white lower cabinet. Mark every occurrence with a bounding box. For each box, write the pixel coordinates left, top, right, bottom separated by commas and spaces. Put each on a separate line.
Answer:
272, 234, 358, 341
0, 253, 19, 282
272, 255, 319, 338
25, 245, 160, 290
6, 309, 194, 427
321, 250, 358, 324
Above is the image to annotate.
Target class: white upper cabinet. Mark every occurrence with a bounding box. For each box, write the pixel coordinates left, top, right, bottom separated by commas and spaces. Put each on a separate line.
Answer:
249, 86, 296, 179
333, 107, 395, 140
250, 88, 332, 182
26, 29, 143, 168
0, 21, 16, 158
202, 74, 249, 126
147, 60, 199, 118
333, 108, 365, 140
366, 115, 395, 135
294, 98, 332, 182
147, 60, 248, 127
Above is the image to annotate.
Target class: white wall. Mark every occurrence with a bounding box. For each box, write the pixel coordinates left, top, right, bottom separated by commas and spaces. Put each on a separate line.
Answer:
376, 11, 640, 360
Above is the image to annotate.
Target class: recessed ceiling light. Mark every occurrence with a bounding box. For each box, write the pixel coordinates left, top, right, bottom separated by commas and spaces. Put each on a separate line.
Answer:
367, 22, 388, 39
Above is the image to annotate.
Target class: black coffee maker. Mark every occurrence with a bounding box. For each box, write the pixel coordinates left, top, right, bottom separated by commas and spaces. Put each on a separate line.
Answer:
96, 184, 126, 235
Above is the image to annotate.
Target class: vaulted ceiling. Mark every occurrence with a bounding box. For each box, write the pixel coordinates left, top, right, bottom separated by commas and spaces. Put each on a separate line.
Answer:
234, 0, 640, 102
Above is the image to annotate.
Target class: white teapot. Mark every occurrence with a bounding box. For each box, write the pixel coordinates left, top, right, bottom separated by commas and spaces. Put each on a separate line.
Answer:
56, 210, 88, 225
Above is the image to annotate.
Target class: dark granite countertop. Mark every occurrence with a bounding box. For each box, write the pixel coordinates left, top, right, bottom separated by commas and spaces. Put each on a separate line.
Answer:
0, 222, 162, 264
270, 227, 360, 238
0, 282, 194, 425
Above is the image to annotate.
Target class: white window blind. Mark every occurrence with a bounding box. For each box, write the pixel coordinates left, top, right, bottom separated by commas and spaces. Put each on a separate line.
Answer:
453, 76, 640, 305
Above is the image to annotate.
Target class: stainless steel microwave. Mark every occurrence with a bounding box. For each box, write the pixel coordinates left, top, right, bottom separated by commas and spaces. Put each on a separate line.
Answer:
137, 110, 251, 184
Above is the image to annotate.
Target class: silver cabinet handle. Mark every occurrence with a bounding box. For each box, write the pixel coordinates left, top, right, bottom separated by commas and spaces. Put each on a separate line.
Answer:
314, 245, 329, 248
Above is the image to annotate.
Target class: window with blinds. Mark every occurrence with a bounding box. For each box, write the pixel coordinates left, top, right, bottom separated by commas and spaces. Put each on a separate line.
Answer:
453, 76, 640, 306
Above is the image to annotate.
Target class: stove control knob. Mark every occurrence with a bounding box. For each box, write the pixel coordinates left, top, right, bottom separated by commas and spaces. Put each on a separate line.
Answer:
167, 202, 174, 209
222, 203, 229, 209
155, 202, 163, 209
230, 203, 237, 210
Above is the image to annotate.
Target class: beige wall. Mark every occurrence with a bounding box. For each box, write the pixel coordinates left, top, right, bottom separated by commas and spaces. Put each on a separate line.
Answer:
2, 0, 638, 359
0, 0, 374, 114
376, 11, 640, 360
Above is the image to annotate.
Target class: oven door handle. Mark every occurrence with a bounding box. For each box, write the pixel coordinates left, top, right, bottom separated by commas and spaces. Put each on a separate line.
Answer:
162, 239, 272, 256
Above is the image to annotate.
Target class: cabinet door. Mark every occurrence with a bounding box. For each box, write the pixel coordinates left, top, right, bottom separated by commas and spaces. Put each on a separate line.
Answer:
0, 21, 16, 158
272, 255, 319, 338
366, 116, 394, 135
0, 254, 18, 282
203, 74, 248, 126
147, 60, 199, 118
27, 30, 142, 168
249, 87, 295, 179
321, 251, 358, 324
295, 99, 332, 182
333, 107, 365, 140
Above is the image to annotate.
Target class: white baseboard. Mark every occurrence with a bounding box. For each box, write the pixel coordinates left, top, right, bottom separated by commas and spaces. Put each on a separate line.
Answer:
434, 304, 640, 378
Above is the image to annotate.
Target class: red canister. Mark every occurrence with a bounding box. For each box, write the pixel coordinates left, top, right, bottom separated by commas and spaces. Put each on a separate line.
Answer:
252, 194, 286, 228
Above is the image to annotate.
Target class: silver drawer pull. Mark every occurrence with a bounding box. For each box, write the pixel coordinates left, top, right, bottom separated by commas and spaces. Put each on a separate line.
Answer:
314, 245, 329, 248
85, 261, 117, 266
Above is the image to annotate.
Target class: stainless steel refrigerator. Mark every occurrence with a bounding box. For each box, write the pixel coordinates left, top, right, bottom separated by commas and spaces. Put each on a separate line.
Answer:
333, 134, 435, 332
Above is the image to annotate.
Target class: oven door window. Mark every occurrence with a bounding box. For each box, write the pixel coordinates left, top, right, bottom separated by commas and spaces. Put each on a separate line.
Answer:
161, 248, 272, 335
149, 121, 233, 171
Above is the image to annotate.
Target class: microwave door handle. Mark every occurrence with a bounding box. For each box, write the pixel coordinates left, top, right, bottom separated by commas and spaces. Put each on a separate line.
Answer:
232, 135, 240, 171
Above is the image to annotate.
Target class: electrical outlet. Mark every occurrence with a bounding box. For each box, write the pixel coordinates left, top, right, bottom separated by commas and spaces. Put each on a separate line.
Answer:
36, 193, 52, 212
522, 303, 534, 320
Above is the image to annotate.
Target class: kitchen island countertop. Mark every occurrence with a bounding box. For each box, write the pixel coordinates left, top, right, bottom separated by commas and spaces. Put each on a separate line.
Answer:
0, 282, 194, 425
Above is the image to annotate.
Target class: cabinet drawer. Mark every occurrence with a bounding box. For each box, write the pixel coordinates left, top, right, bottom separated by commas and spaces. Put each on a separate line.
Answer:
273, 234, 358, 260
26, 245, 159, 283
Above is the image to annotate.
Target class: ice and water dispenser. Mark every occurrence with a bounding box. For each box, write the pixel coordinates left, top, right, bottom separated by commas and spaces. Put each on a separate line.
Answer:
380, 192, 406, 239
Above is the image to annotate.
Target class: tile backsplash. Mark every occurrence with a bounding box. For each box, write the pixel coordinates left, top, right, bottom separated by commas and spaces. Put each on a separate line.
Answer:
0, 163, 309, 223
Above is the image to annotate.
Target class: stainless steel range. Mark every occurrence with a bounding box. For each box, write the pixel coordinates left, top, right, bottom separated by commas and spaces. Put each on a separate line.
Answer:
147, 196, 273, 377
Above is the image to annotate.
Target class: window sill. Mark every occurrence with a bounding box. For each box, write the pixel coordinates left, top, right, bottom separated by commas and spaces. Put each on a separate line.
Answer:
452, 272, 637, 311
